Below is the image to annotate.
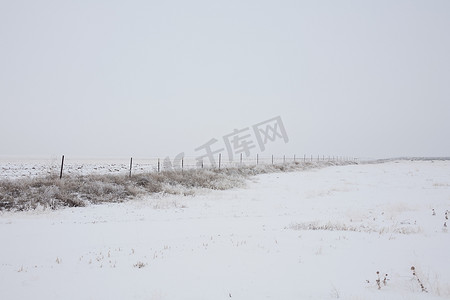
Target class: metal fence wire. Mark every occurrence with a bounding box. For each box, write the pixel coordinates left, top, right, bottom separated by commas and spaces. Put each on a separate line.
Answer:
0, 155, 358, 180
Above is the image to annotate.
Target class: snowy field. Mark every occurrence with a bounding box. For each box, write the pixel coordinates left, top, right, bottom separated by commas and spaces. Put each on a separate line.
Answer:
0, 157, 160, 179
0, 160, 449, 300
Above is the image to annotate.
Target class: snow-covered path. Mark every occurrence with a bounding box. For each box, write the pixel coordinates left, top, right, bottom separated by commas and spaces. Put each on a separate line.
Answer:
1, 161, 449, 299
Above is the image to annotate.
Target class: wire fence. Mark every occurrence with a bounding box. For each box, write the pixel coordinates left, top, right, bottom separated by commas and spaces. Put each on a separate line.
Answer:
3, 156, 447, 181
0, 154, 359, 180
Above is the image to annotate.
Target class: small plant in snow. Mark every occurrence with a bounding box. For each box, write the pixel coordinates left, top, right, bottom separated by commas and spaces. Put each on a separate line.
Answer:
443, 211, 448, 232
133, 261, 147, 269
411, 266, 428, 293
330, 284, 340, 298
376, 271, 389, 289
367, 271, 388, 290
55, 257, 61, 264
383, 273, 389, 287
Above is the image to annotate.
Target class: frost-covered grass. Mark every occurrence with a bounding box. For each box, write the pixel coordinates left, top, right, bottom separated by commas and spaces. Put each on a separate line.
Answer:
0, 161, 355, 211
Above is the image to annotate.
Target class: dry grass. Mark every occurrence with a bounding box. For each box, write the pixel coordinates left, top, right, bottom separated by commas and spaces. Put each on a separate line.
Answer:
0, 161, 356, 211
290, 221, 422, 235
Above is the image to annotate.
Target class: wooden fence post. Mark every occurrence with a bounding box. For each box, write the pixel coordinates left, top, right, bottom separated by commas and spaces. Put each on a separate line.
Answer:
59, 155, 64, 179
256, 154, 259, 165
240, 153, 243, 165
272, 155, 274, 165
158, 158, 160, 173
283, 155, 286, 164
129, 157, 133, 178
218, 153, 221, 170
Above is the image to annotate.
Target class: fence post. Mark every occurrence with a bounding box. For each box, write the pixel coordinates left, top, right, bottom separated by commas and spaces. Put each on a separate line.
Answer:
201, 159, 204, 169
240, 153, 243, 165
129, 157, 133, 178
304, 154, 306, 162
294, 154, 296, 162
59, 155, 65, 179
182, 157, 184, 171
272, 155, 274, 165
158, 158, 160, 173
283, 155, 286, 164
311, 155, 313, 162
218, 153, 221, 170
256, 154, 259, 165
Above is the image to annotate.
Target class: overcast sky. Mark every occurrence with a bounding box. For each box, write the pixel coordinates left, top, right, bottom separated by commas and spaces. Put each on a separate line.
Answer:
1, 0, 449, 160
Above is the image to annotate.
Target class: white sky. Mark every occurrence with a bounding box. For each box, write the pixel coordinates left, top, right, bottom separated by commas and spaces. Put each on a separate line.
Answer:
1, 0, 449, 160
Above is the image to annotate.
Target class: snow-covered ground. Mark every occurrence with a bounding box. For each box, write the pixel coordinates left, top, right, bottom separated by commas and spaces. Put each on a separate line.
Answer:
0, 160, 449, 299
